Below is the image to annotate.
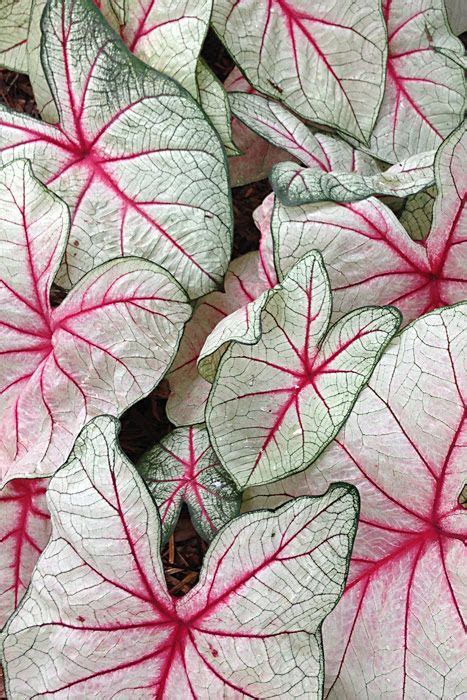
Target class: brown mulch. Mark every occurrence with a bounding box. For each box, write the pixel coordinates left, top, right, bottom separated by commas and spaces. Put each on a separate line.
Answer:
0, 33, 269, 597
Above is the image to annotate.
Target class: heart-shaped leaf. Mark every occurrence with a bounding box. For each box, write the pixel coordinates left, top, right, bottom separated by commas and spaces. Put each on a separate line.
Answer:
0, 159, 191, 486
245, 303, 466, 698
370, 0, 465, 162
211, 0, 387, 142
0, 0, 29, 72
166, 251, 268, 426
273, 122, 466, 325
137, 424, 241, 543
2, 415, 359, 698
0, 0, 231, 298
229, 92, 379, 175
207, 251, 401, 489
0, 478, 50, 628
271, 150, 436, 206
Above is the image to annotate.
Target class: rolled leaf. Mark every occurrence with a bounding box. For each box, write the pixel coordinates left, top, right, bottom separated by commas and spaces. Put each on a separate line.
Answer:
271, 150, 436, 205
207, 251, 401, 489
0, 159, 191, 486
273, 122, 467, 325
370, 0, 465, 162
212, 0, 387, 142
137, 424, 241, 542
166, 252, 269, 425
0, 0, 231, 298
245, 303, 467, 699
0, 478, 50, 628
2, 415, 359, 698
197, 60, 239, 156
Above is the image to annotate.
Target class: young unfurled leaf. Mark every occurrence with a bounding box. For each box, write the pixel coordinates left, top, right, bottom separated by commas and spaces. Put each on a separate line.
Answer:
245, 304, 466, 699
207, 251, 401, 489
0, 0, 231, 298
0, 159, 191, 486
0, 478, 50, 628
2, 415, 359, 698
137, 424, 241, 543
229, 92, 378, 175
166, 252, 269, 426
225, 69, 293, 187
273, 122, 466, 325
271, 150, 436, 206
212, 0, 387, 142
370, 0, 465, 162
0, 0, 29, 72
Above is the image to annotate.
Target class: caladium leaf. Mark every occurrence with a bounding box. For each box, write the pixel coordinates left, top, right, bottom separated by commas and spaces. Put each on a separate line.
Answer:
254, 192, 278, 289
0, 159, 191, 486
370, 0, 465, 162
398, 185, 437, 241
196, 60, 239, 156
445, 0, 467, 34
224, 69, 293, 187
206, 251, 401, 489
0, 478, 50, 628
245, 303, 467, 699
0, 0, 231, 298
211, 0, 387, 142
229, 92, 378, 175
271, 150, 436, 206
166, 252, 268, 426
2, 415, 359, 698
0, 0, 29, 72
137, 424, 241, 543
273, 122, 467, 325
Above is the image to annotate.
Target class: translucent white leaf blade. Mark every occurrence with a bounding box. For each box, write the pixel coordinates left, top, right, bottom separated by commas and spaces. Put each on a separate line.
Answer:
0, 0, 232, 298
245, 304, 467, 698
370, 0, 465, 162
137, 425, 240, 542
212, 0, 387, 141
2, 415, 359, 698
207, 251, 400, 488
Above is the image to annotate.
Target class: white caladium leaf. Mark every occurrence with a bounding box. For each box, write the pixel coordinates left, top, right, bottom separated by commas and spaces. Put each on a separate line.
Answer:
212, 0, 387, 142
197, 60, 239, 156
0, 159, 191, 486
254, 192, 279, 289
0, 0, 231, 298
166, 252, 268, 426
224, 69, 293, 187
207, 251, 401, 489
2, 415, 359, 698
445, 0, 467, 34
273, 122, 467, 325
27, 0, 59, 123
370, 0, 465, 162
245, 304, 467, 699
229, 92, 378, 175
272, 150, 436, 206
0, 0, 29, 72
137, 424, 241, 543
0, 478, 50, 628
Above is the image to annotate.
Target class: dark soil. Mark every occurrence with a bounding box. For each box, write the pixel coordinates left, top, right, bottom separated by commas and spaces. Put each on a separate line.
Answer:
0, 32, 270, 598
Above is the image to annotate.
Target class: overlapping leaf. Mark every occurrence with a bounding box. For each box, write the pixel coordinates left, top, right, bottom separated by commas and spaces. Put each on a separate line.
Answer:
0, 159, 191, 486
0, 478, 50, 628
245, 304, 467, 698
212, 0, 387, 142
207, 251, 401, 489
370, 0, 465, 162
196, 60, 238, 156
138, 424, 240, 543
273, 122, 467, 325
2, 415, 359, 698
0, 0, 29, 72
0, 0, 231, 298
166, 251, 268, 426
271, 150, 436, 205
